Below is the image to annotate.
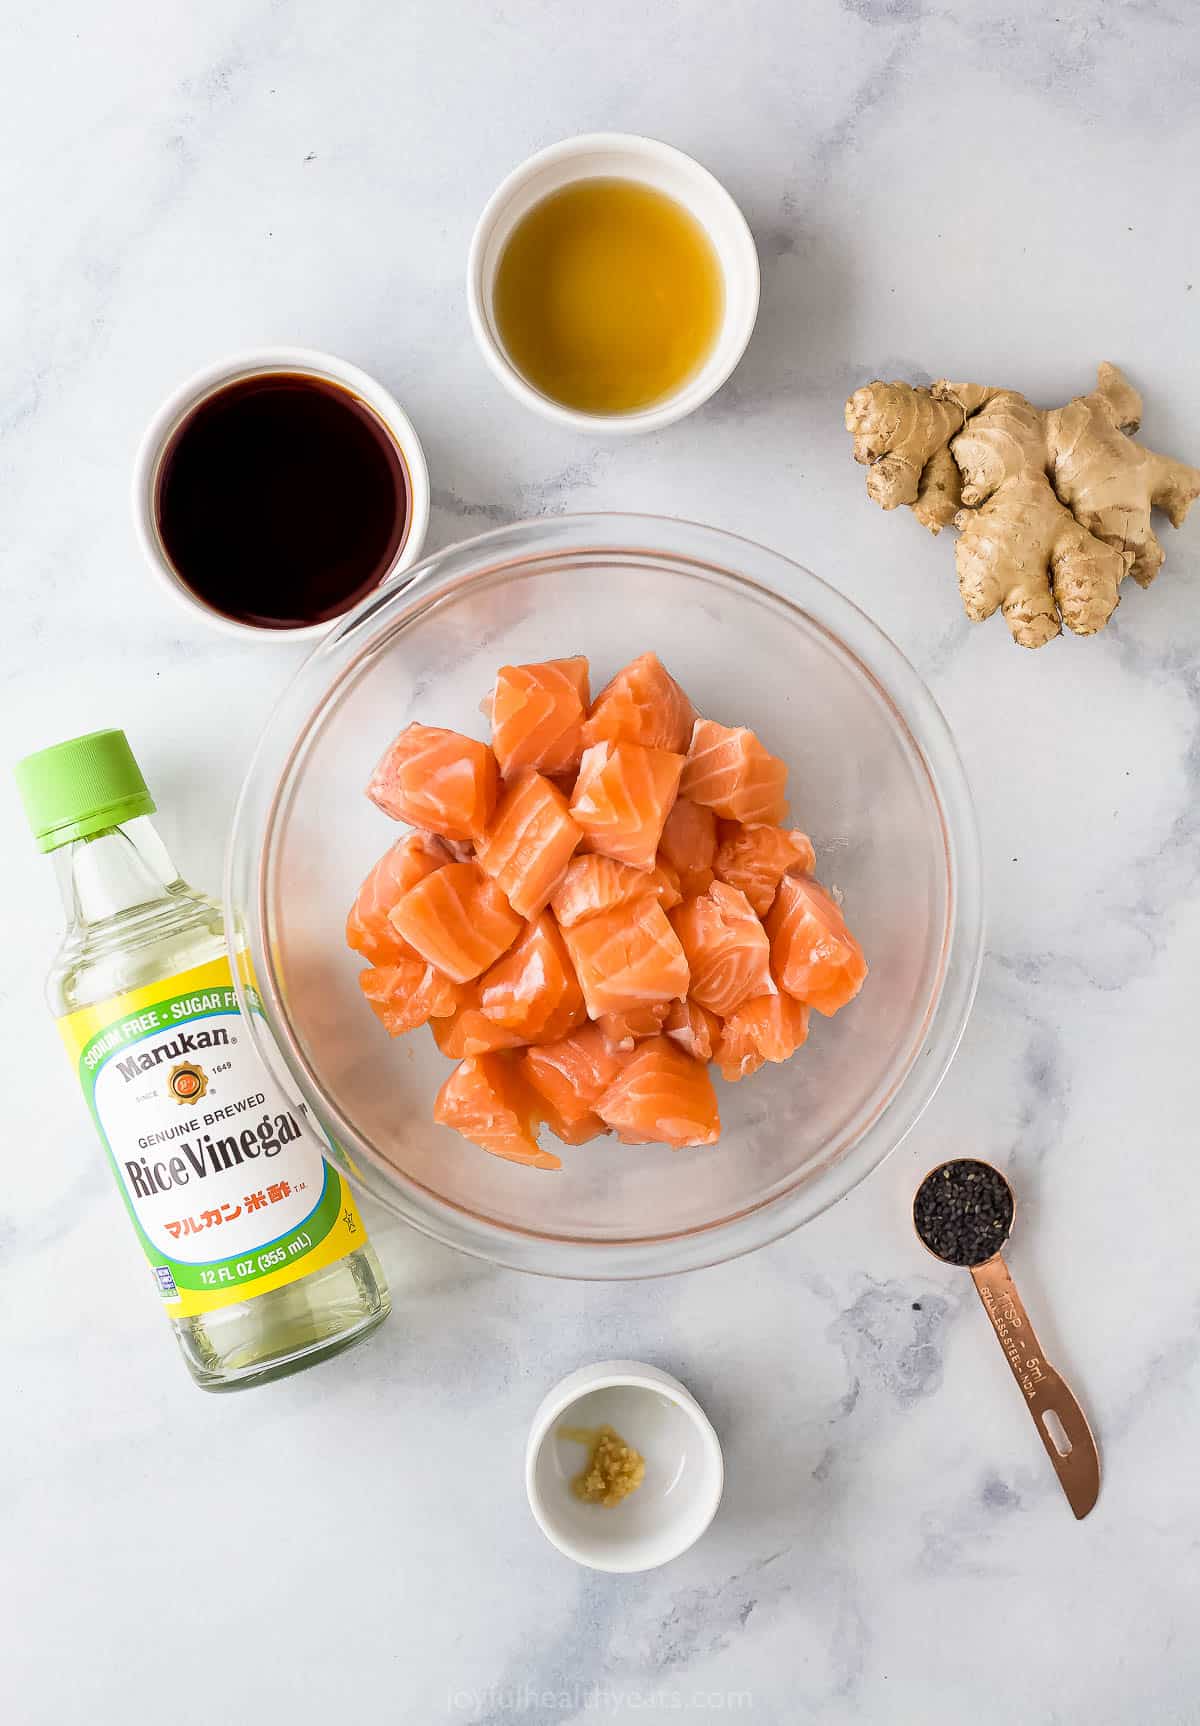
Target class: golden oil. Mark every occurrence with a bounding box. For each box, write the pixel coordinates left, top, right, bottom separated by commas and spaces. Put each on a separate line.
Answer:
493, 178, 724, 415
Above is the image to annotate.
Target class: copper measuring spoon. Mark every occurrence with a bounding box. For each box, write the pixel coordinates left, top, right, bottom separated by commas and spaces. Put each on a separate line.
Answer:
912, 1158, 1100, 1520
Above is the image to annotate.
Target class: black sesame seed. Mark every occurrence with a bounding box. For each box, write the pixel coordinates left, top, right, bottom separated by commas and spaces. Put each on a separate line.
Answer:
913, 1159, 1014, 1267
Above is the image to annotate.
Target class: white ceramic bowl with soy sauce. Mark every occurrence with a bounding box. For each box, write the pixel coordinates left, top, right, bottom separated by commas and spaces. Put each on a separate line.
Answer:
132, 347, 430, 641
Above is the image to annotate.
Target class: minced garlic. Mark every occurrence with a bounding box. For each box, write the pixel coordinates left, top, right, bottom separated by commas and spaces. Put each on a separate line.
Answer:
559, 1424, 646, 1506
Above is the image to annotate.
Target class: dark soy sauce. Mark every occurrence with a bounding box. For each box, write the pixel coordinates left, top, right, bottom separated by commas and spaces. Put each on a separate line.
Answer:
155, 372, 409, 629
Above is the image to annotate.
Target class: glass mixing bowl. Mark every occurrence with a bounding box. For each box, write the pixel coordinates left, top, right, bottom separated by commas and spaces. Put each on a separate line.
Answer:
226, 515, 982, 1278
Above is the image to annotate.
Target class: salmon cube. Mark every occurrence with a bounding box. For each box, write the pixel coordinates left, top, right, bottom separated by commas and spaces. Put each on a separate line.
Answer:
489, 657, 590, 779
595, 1037, 721, 1148
713, 822, 816, 916
550, 854, 680, 928
476, 772, 582, 918
766, 875, 868, 1016
521, 1023, 626, 1129
367, 723, 499, 843
358, 959, 460, 1037
662, 998, 721, 1063
477, 913, 586, 1043
652, 859, 683, 912
561, 896, 690, 1018
658, 797, 717, 898
570, 740, 684, 871
345, 834, 451, 964
433, 1053, 560, 1170
389, 860, 522, 984
716, 993, 810, 1082
670, 881, 774, 1017
680, 719, 789, 825
535, 1096, 610, 1146
583, 652, 696, 753
431, 997, 526, 1059
595, 1002, 671, 1052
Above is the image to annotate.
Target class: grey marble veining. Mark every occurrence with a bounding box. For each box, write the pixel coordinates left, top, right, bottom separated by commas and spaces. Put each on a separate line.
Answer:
2, 2, 1199, 1722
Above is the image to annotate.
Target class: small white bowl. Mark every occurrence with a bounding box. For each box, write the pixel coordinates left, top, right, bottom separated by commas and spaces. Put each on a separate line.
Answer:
525, 1360, 724, 1572
132, 347, 431, 642
468, 133, 760, 435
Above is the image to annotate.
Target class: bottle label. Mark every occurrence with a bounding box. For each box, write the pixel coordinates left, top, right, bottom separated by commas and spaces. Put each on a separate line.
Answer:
58, 955, 369, 1319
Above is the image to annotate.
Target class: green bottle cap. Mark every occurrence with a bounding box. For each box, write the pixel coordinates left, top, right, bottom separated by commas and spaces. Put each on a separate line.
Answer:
14, 729, 156, 853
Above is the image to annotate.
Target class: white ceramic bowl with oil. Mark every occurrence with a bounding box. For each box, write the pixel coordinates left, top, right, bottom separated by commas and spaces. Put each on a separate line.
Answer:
525, 1360, 724, 1572
467, 134, 760, 435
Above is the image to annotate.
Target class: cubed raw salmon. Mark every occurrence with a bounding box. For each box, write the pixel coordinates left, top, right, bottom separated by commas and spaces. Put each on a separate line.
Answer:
389, 860, 522, 984
521, 1023, 627, 1130
489, 657, 590, 779
716, 993, 811, 1082
583, 652, 696, 753
368, 723, 499, 842
595, 1002, 671, 1052
477, 913, 586, 1043
570, 740, 683, 871
358, 959, 460, 1037
680, 719, 789, 825
658, 797, 717, 898
550, 853, 680, 927
433, 1053, 560, 1170
345, 834, 452, 964
662, 998, 721, 1063
766, 875, 868, 1016
595, 1037, 720, 1148
561, 896, 690, 1018
431, 996, 526, 1059
713, 822, 816, 915
352, 646, 869, 1167
670, 881, 774, 1017
535, 1097, 609, 1146
476, 771, 582, 918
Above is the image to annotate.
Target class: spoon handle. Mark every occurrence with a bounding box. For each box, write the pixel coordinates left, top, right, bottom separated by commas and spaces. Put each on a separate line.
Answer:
969, 1254, 1100, 1519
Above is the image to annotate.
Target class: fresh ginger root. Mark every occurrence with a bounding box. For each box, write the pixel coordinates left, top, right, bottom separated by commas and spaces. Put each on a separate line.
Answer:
845, 364, 1200, 647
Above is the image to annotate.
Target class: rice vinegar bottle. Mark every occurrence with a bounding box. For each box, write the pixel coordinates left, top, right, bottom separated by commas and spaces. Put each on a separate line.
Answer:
15, 728, 390, 1391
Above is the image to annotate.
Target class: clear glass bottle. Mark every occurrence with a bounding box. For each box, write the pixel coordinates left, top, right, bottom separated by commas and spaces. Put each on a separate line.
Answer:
16, 729, 389, 1391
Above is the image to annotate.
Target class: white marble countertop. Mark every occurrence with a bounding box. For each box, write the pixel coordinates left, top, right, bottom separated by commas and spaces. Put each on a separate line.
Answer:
3, 2, 1199, 1721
